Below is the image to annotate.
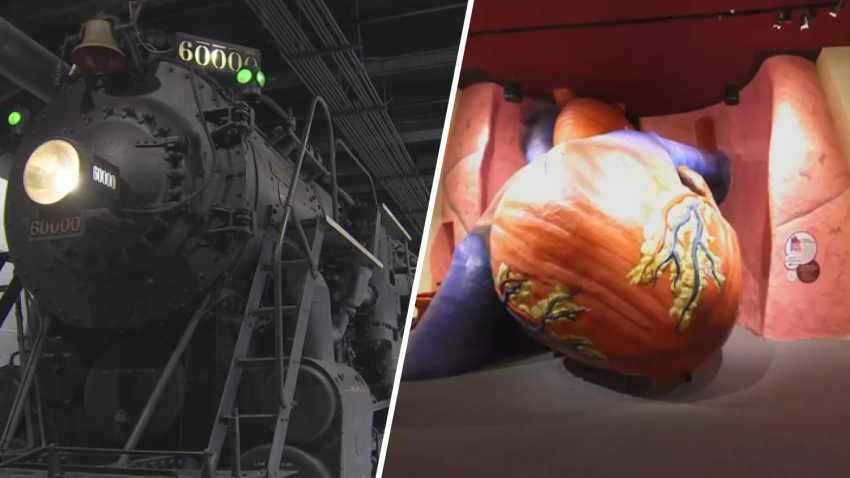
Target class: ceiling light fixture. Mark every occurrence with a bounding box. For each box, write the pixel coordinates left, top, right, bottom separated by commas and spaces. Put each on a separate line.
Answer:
831, 0, 844, 17
774, 10, 788, 29
801, 7, 818, 30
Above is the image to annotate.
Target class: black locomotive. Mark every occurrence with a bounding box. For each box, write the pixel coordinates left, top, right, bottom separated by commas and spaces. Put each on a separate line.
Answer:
0, 11, 414, 478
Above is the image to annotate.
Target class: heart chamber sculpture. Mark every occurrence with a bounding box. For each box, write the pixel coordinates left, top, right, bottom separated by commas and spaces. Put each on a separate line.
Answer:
490, 136, 743, 382
406, 85, 743, 383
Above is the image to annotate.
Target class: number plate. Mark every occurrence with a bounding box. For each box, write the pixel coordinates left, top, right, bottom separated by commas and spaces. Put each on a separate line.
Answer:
175, 33, 261, 74
25, 215, 85, 241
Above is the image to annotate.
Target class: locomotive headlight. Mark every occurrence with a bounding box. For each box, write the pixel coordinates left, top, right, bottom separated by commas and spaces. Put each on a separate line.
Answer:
23, 139, 81, 205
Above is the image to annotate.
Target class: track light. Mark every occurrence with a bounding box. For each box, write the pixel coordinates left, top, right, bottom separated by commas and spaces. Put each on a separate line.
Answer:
774, 10, 789, 29
801, 7, 818, 30
504, 81, 522, 103
724, 85, 740, 106
831, 0, 844, 17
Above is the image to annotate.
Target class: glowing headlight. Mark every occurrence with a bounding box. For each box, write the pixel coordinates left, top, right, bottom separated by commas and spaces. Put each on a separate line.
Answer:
23, 139, 81, 205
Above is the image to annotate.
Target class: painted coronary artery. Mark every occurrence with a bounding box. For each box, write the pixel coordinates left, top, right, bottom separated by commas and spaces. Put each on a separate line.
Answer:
496, 263, 607, 361
627, 193, 726, 333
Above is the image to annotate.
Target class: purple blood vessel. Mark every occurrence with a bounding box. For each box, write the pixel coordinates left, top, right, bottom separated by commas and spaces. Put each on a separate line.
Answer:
402, 233, 530, 380
523, 105, 560, 164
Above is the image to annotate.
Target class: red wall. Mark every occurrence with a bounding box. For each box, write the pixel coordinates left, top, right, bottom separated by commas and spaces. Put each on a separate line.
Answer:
463, 1, 850, 116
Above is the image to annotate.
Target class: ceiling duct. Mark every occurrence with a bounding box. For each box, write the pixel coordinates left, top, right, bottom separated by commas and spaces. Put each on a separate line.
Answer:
0, 17, 66, 102
245, 0, 435, 239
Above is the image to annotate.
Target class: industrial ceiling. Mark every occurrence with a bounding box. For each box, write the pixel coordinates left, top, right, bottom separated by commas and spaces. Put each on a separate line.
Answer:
0, 0, 468, 245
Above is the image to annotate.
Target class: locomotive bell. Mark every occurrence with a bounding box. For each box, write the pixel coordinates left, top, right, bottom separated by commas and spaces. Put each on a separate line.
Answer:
71, 19, 125, 74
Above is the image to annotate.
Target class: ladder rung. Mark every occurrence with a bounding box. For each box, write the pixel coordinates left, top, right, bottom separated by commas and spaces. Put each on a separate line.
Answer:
262, 259, 308, 271
236, 357, 276, 369
226, 413, 277, 419
250, 305, 299, 317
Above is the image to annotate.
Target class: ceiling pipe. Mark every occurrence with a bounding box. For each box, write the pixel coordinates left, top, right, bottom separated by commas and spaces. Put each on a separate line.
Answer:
0, 17, 67, 102
246, 0, 433, 238
343, 3, 467, 27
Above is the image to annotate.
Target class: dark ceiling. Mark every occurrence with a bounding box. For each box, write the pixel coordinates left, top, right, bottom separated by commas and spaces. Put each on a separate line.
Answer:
461, 0, 850, 117
0, 0, 468, 244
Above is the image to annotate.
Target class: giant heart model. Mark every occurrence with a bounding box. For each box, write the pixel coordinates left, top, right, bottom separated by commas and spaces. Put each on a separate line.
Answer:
489, 134, 743, 382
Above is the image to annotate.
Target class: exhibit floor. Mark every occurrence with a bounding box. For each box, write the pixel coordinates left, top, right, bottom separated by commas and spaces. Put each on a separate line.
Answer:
384, 325, 850, 478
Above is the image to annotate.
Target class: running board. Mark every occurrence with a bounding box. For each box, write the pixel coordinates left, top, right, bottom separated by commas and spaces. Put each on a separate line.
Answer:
323, 215, 383, 269
381, 203, 411, 241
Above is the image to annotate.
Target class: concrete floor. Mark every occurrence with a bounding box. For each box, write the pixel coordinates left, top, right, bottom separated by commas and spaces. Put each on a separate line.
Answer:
383, 326, 850, 478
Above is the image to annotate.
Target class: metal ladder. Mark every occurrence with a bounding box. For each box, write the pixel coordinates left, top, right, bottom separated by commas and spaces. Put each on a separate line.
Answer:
206, 209, 324, 478
208, 96, 333, 478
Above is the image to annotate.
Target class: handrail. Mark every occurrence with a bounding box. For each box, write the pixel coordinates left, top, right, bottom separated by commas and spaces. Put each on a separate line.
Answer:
404, 238, 413, 287
260, 125, 357, 208
260, 94, 339, 222
273, 95, 333, 412
335, 139, 378, 206
116, 293, 212, 466
0, 275, 21, 333
0, 314, 49, 448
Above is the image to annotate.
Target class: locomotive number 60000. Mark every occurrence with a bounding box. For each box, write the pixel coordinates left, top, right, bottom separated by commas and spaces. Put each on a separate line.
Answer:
26, 216, 83, 241
175, 33, 261, 74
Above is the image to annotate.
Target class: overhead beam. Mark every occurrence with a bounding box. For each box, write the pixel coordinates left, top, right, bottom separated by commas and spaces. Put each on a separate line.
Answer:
2, 0, 202, 28
265, 48, 459, 91
336, 154, 437, 176
0, 77, 21, 103
398, 128, 444, 144
312, 128, 444, 154
257, 98, 450, 128
343, 176, 433, 195
343, 3, 467, 27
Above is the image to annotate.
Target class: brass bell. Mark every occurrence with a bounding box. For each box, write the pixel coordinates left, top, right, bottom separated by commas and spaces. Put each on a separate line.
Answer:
71, 19, 126, 74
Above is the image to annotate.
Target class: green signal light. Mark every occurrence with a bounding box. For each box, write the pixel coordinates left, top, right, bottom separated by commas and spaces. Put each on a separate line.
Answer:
256, 70, 266, 87
236, 68, 253, 85
8, 111, 22, 126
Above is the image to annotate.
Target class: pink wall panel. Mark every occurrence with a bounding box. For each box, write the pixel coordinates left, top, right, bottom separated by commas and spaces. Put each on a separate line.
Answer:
643, 55, 850, 339
429, 83, 548, 291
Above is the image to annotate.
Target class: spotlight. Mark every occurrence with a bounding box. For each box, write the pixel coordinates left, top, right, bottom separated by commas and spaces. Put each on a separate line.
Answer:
504, 81, 522, 103
773, 10, 788, 29
831, 0, 844, 17
724, 85, 740, 106
801, 8, 818, 30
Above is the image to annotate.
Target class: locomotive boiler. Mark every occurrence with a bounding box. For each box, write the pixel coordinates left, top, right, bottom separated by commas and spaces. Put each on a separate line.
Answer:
0, 11, 414, 478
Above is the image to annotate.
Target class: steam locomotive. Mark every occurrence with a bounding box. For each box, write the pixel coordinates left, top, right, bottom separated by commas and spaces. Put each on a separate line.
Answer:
0, 11, 414, 478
